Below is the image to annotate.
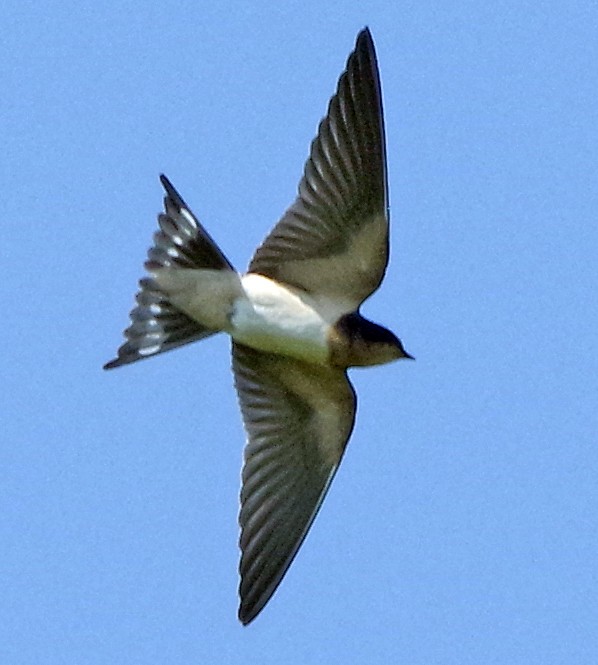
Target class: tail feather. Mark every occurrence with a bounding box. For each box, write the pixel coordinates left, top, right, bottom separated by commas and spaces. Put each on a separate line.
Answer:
152, 174, 234, 271
104, 176, 235, 370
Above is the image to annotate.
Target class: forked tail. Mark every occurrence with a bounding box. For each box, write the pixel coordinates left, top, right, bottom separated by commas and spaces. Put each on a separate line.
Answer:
104, 175, 236, 369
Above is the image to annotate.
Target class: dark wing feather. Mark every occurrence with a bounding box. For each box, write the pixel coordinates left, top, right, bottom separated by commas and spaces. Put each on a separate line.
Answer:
248, 28, 388, 312
232, 343, 356, 624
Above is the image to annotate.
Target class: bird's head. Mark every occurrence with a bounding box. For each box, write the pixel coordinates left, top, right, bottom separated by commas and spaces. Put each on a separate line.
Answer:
330, 313, 413, 367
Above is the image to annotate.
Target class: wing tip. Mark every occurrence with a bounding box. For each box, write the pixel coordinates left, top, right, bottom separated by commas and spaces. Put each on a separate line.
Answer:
238, 605, 256, 626
238, 585, 271, 626
355, 26, 375, 56
357, 26, 373, 44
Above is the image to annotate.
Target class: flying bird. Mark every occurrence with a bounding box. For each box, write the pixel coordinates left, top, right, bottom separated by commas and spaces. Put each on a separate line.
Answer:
105, 27, 411, 625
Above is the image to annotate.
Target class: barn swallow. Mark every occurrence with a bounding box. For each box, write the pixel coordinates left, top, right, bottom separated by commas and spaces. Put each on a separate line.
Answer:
105, 27, 411, 625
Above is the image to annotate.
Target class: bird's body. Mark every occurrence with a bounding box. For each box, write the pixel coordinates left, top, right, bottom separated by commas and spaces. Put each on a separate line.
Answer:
105, 27, 411, 625
231, 274, 331, 364
157, 269, 331, 364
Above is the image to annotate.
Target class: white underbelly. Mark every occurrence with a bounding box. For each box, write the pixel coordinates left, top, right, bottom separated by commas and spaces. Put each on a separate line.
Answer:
230, 274, 329, 364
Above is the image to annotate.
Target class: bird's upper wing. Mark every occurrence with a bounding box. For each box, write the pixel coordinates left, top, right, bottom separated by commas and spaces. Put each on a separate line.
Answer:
248, 27, 389, 314
232, 342, 356, 625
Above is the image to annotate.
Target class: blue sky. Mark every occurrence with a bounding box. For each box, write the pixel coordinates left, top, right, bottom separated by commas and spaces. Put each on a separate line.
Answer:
2, 1, 597, 663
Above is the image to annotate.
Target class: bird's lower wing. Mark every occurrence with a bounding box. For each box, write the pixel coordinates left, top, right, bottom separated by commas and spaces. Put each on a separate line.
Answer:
232, 342, 356, 624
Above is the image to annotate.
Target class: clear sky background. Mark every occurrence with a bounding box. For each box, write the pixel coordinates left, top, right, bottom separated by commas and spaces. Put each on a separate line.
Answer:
2, 2, 597, 663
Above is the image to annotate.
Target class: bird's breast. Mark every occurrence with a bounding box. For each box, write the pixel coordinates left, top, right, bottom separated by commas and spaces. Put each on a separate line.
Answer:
230, 274, 330, 364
